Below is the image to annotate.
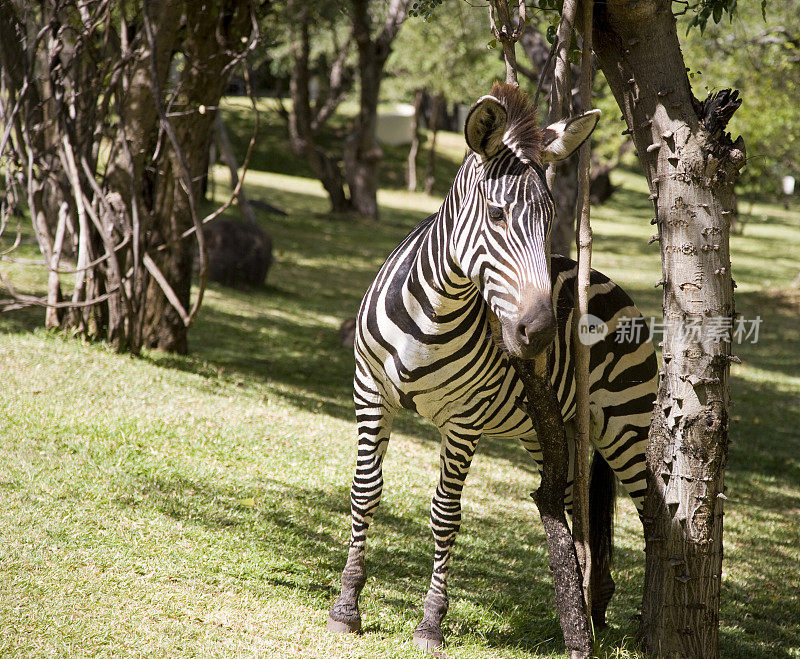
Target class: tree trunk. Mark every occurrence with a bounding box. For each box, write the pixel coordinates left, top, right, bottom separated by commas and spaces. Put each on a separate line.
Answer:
571, 0, 595, 615
519, 27, 580, 258
423, 94, 443, 196
214, 114, 257, 225
345, 0, 410, 219
141, 0, 252, 353
287, 0, 351, 213
592, 2, 745, 656
345, 0, 384, 219
551, 158, 579, 257
407, 89, 424, 191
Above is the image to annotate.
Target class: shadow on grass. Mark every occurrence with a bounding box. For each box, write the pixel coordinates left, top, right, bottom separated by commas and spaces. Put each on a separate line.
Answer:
0, 305, 43, 334
117, 470, 647, 656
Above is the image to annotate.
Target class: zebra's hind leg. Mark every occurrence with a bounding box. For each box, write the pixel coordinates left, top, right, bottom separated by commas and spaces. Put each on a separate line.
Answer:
328, 399, 395, 635
413, 425, 481, 651
588, 452, 617, 630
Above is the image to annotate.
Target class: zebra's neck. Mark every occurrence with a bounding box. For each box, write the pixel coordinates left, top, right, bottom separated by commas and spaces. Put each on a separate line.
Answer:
412, 154, 482, 314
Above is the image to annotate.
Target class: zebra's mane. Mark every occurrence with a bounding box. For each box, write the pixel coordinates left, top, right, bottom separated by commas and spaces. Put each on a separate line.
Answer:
490, 82, 542, 166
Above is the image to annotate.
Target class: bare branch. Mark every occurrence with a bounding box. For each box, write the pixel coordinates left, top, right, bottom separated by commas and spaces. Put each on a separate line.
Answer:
142, 252, 190, 326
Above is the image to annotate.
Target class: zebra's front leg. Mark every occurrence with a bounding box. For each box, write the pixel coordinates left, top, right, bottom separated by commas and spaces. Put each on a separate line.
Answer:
413, 426, 480, 651
328, 400, 395, 635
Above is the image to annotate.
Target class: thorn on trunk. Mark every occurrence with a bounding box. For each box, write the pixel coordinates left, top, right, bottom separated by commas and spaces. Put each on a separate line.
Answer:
647, 143, 661, 153
648, 193, 658, 200
648, 235, 660, 244
728, 355, 742, 364
650, 217, 658, 225
654, 279, 665, 287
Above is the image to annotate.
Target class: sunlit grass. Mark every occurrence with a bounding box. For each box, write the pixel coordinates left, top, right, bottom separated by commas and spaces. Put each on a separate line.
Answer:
1, 119, 799, 657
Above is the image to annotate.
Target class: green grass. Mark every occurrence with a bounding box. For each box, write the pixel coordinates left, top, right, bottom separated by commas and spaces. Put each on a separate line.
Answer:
1, 113, 799, 657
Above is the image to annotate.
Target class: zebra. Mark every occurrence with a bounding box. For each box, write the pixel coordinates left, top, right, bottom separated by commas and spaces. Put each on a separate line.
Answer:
327, 83, 658, 651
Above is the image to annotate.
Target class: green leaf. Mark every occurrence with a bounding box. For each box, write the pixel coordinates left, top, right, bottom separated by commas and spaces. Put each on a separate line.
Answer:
487, 38, 497, 50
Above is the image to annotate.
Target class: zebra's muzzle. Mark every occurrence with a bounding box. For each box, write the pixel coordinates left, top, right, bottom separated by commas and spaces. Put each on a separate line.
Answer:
503, 288, 556, 359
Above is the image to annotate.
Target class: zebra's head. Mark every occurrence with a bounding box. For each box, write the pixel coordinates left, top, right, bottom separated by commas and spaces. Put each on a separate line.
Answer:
457, 83, 599, 359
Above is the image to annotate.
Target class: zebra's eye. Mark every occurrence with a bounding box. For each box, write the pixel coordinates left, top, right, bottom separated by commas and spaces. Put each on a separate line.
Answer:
487, 205, 505, 224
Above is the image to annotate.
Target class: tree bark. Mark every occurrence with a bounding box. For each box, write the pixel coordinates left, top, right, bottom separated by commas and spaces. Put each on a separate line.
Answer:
0, 0, 253, 354
571, 0, 594, 615
488, 3, 592, 654
510, 354, 593, 658
592, 2, 745, 656
520, 27, 581, 258
141, 0, 252, 353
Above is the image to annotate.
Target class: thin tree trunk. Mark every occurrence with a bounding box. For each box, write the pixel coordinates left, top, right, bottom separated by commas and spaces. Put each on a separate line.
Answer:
423, 94, 443, 196
519, 27, 580, 258
488, 2, 592, 656
214, 113, 256, 225
511, 353, 593, 659
592, 2, 745, 655
571, 0, 594, 615
406, 89, 423, 191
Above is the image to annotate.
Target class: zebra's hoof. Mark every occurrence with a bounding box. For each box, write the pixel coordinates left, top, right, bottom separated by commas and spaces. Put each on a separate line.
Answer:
326, 614, 361, 634
412, 633, 444, 652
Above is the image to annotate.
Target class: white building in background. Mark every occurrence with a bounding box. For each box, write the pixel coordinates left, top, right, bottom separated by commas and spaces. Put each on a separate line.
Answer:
375, 103, 415, 146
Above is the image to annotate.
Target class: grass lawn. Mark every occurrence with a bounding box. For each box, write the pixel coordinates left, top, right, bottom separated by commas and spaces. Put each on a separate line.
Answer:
1, 110, 799, 657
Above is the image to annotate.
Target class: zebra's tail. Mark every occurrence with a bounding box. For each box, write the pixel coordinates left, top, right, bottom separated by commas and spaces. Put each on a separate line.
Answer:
589, 450, 616, 579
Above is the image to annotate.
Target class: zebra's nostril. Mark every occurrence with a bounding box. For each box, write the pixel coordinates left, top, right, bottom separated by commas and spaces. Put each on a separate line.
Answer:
516, 322, 531, 345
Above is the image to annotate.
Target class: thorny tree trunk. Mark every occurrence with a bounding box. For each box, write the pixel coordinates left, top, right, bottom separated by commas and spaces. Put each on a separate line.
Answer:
520, 27, 580, 257
406, 89, 423, 191
423, 94, 443, 196
592, 2, 745, 655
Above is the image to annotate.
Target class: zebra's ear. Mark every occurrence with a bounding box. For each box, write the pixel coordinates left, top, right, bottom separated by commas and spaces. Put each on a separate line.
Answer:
541, 109, 601, 163
464, 95, 508, 159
